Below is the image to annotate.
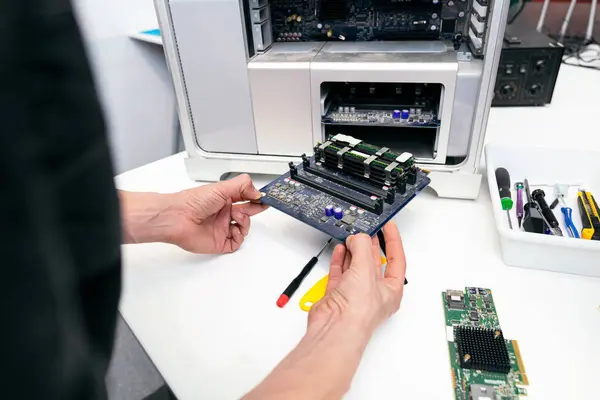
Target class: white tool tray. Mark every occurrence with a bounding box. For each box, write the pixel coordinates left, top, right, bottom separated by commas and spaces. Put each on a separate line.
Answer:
485, 143, 600, 277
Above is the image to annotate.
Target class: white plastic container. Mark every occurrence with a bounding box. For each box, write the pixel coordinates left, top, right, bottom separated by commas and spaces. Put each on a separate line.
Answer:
485, 143, 600, 277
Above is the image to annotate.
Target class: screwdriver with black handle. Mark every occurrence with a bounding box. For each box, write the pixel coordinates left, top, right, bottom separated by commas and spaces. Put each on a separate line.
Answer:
522, 179, 545, 234
277, 239, 332, 308
495, 168, 513, 229
377, 230, 408, 285
532, 189, 563, 236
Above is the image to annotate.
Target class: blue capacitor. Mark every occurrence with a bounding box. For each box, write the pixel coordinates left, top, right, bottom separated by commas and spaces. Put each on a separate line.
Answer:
401, 109, 410, 119
325, 205, 334, 217
333, 207, 344, 220
392, 109, 401, 119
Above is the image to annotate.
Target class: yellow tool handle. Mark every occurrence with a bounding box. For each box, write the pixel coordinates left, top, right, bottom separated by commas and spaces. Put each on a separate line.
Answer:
578, 191, 600, 240
299, 274, 329, 312
299, 256, 387, 312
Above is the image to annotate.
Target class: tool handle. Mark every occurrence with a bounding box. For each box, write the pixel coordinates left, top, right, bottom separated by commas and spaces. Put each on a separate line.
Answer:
561, 207, 580, 238
516, 188, 524, 218
495, 168, 512, 210
377, 230, 407, 285
540, 205, 560, 228
578, 194, 593, 230
590, 194, 600, 240
282, 257, 318, 297
591, 194, 600, 221
298, 257, 319, 282
533, 189, 560, 228
578, 192, 598, 240
523, 202, 545, 234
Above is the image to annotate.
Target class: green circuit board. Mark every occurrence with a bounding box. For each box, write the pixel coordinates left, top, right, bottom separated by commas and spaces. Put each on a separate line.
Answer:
442, 288, 529, 400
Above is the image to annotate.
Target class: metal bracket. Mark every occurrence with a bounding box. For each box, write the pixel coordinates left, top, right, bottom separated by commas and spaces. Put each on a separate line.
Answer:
457, 52, 473, 62
363, 155, 378, 178
318, 140, 332, 162
337, 146, 350, 169
375, 147, 389, 157
384, 162, 399, 186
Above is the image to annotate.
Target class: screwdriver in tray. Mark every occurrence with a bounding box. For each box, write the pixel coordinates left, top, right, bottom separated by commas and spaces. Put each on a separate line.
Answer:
577, 190, 600, 240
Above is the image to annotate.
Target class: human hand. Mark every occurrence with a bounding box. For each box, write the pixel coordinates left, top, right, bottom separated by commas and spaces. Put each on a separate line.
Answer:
170, 174, 268, 254
243, 222, 405, 400
308, 221, 407, 335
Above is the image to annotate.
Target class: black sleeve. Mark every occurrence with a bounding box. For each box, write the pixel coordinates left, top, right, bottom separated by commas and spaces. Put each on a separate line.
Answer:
0, 1, 122, 399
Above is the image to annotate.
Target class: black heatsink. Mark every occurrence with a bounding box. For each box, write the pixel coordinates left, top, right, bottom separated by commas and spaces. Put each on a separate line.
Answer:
455, 326, 511, 373
319, 0, 350, 20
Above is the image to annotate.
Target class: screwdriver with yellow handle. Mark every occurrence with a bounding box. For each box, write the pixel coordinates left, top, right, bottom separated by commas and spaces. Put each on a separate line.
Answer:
577, 190, 600, 241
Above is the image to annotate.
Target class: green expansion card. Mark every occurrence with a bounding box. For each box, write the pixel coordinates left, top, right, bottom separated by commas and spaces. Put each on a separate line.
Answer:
442, 288, 529, 400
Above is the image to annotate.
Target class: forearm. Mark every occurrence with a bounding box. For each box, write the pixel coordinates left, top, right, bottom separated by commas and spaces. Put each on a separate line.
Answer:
244, 317, 371, 400
119, 191, 186, 244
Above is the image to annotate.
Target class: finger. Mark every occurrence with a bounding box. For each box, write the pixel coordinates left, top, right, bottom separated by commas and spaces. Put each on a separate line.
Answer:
227, 225, 244, 253
218, 174, 263, 203
342, 249, 352, 273
326, 244, 346, 294
231, 212, 251, 236
371, 234, 382, 270
215, 199, 233, 243
382, 221, 406, 281
232, 202, 269, 217
345, 233, 375, 270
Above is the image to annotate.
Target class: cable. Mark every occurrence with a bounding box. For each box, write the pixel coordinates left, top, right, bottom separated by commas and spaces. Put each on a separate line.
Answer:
508, 0, 526, 25
547, 32, 600, 71
586, 0, 598, 43
559, 0, 578, 43
537, 0, 551, 32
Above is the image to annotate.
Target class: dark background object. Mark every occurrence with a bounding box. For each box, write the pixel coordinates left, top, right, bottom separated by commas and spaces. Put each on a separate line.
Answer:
532, 189, 560, 228
523, 202, 545, 233
492, 23, 564, 107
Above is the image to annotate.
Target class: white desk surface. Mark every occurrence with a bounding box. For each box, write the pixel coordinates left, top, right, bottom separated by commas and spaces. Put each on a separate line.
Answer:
116, 65, 600, 400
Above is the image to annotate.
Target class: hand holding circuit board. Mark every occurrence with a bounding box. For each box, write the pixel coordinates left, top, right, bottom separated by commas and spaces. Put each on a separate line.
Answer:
308, 222, 407, 333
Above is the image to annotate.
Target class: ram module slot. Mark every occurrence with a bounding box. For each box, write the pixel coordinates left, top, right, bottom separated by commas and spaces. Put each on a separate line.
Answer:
321, 151, 404, 178
321, 159, 389, 182
321, 156, 402, 185
322, 146, 406, 177
321, 161, 398, 189
322, 159, 396, 188
304, 164, 393, 202
321, 159, 411, 195
321, 154, 399, 176
291, 170, 383, 214
327, 139, 415, 167
335, 142, 400, 164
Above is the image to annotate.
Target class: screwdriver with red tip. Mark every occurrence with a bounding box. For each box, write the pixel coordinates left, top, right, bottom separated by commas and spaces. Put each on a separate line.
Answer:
277, 239, 332, 308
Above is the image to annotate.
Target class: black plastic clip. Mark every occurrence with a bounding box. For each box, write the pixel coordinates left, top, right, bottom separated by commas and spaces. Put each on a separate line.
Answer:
301, 153, 310, 167
289, 161, 298, 177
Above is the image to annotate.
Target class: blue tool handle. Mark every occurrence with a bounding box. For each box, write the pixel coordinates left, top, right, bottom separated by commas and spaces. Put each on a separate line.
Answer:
561, 207, 580, 238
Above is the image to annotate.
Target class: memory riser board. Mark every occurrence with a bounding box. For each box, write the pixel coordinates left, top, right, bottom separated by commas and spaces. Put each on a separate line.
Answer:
260, 134, 430, 241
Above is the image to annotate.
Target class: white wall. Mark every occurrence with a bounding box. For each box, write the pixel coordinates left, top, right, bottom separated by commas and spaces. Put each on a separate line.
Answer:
73, 0, 177, 174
